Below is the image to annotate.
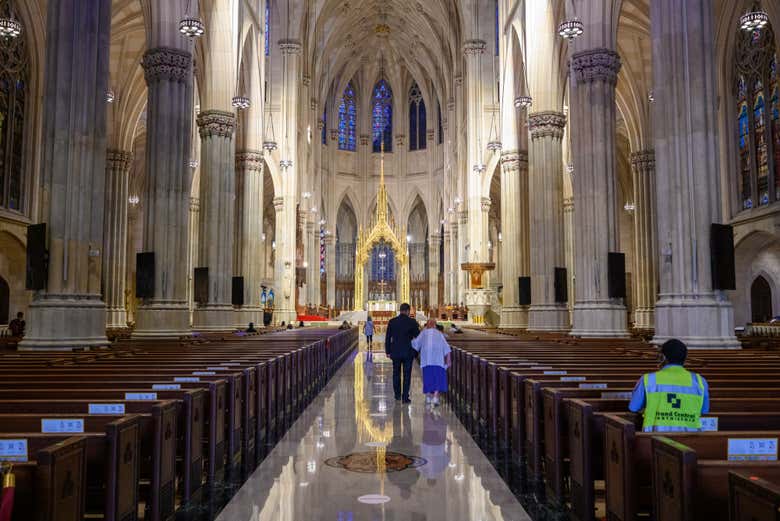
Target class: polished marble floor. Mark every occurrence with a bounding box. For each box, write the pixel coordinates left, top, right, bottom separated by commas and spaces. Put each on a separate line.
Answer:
215, 339, 532, 521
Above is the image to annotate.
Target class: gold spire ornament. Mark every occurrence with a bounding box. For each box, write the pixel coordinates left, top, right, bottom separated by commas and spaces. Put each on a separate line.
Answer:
353, 143, 410, 310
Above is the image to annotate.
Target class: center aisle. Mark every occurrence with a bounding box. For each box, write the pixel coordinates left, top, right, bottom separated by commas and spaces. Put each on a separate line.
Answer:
216, 337, 531, 521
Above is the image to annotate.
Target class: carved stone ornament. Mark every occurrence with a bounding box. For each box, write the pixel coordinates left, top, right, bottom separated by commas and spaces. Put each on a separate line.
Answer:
278, 39, 302, 54
499, 150, 528, 173
236, 150, 264, 172
480, 197, 491, 212
359, 134, 370, 146
463, 39, 486, 55
630, 149, 655, 172
142, 47, 192, 84
106, 149, 133, 172
570, 48, 622, 86
197, 110, 236, 138
395, 134, 406, 146
528, 111, 567, 140
273, 196, 285, 211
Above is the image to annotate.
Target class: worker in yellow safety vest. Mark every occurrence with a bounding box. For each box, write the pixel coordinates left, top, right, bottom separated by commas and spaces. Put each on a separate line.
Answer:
628, 339, 710, 432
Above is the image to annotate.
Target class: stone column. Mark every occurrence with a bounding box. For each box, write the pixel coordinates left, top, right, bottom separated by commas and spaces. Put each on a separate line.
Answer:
20, 0, 111, 350
235, 151, 264, 326
104, 149, 133, 329
457, 210, 468, 305
193, 111, 236, 330
631, 150, 658, 330
442, 229, 452, 306
564, 195, 575, 320
569, 48, 628, 337
428, 234, 441, 310
527, 112, 569, 331
325, 234, 336, 308
651, 0, 738, 348
188, 197, 199, 325
499, 151, 530, 328
134, 46, 194, 338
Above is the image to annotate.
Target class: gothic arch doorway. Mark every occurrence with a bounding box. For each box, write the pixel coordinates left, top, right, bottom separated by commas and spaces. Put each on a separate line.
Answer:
0, 276, 8, 325
751, 276, 773, 323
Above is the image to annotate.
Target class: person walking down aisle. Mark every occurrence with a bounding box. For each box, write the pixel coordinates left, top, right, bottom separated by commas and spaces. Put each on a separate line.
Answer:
364, 315, 375, 352
385, 303, 420, 403
412, 319, 452, 406
628, 339, 710, 432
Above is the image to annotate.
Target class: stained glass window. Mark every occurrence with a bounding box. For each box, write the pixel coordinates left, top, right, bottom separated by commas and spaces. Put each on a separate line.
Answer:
408, 83, 426, 151
265, 1, 270, 56
321, 107, 327, 145
735, 21, 779, 210
338, 82, 356, 151
369, 242, 395, 284
372, 79, 393, 153
0, 1, 28, 212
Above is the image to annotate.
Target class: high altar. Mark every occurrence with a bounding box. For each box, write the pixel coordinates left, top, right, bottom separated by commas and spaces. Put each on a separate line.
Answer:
353, 144, 410, 311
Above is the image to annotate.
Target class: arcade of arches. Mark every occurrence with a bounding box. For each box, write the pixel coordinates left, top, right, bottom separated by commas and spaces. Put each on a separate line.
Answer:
1, 0, 780, 350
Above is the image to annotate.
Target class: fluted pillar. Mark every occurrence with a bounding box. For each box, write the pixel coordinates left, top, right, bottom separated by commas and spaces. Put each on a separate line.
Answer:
192, 111, 236, 331
325, 234, 336, 308
457, 210, 468, 305
20, 0, 111, 350
499, 151, 530, 328
235, 151, 264, 327
630, 150, 658, 330
527, 112, 569, 331
104, 150, 133, 329
134, 46, 194, 338
569, 48, 628, 337
651, 0, 738, 348
428, 234, 441, 310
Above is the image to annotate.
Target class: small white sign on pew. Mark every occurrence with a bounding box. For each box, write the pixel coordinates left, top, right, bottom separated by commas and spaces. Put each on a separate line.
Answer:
88, 403, 126, 415
601, 392, 632, 400
700, 417, 718, 431
174, 377, 200, 383
561, 376, 586, 382
41, 419, 85, 433
544, 371, 568, 376
192, 371, 216, 376
580, 383, 607, 389
728, 438, 778, 461
0, 439, 28, 461
125, 392, 157, 401
153, 384, 181, 390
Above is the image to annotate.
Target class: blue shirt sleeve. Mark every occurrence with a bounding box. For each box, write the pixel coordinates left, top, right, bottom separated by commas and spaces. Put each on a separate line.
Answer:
628, 376, 646, 412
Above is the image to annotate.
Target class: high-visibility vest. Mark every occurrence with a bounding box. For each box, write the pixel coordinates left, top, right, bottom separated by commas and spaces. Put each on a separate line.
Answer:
642, 366, 705, 431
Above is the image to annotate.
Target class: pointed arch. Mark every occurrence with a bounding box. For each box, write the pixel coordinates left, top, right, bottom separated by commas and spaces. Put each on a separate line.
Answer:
408, 82, 427, 151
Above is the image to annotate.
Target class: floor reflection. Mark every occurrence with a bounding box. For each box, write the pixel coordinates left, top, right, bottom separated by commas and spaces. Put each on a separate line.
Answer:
214, 351, 531, 521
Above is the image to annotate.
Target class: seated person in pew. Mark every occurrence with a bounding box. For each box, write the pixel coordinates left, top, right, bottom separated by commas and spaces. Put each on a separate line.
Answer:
246, 322, 257, 333
628, 338, 710, 432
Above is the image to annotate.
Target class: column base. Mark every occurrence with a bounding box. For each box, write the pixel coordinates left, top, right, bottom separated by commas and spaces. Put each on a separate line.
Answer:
235, 307, 263, 329
18, 294, 108, 351
570, 301, 629, 338
193, 304, 237, 332
499, 306, 529, 329
633, 307, 655, 331
133, 301, 191, 338
653, 293, 740, 349
106, 307, 128, 329
528, 304, 570, 332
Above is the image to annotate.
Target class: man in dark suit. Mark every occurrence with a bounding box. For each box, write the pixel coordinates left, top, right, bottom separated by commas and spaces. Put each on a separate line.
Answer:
385, 303, 420, 403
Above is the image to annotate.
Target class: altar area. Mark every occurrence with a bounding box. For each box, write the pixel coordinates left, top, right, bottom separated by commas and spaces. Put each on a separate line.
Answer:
366, 300, 397, 313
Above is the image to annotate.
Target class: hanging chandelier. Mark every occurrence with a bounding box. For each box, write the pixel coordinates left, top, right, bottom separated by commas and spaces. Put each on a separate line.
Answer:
558, 19, 584, 40
740, 6, 769, 31
179, 1, 204, 39
189, 159, 199, 169
106, 90, 115, 103
232, 95, 251, 110
514, 96, 533, 109
280, 159, 293, 169
128, 195, 140, 205
263, 112, 278, 151
487, 141, 502, 152
473, 163, 486, 174
0, 16, 21, 39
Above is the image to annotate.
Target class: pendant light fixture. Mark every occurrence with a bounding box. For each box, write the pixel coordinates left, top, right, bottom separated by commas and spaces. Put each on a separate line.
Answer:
0, 3, 21, 40
740, 2, 769, 32
179, 0, 205, 38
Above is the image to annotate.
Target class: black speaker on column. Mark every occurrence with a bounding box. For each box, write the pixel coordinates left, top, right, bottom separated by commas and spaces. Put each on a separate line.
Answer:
711, 223, 736, 290
519, 277, 531, 305
554, 267, 568, 303
25, 223, 48, 290
194, 267, 209, 305
608, 252, 627, 299
136, 252, 155, 298
232, 277, 245, 307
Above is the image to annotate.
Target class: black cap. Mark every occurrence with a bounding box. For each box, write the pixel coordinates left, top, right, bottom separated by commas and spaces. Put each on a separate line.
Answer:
661, 339, 687, 364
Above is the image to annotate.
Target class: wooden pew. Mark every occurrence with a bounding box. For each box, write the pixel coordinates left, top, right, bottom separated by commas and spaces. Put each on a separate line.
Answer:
729, 471, 780, 521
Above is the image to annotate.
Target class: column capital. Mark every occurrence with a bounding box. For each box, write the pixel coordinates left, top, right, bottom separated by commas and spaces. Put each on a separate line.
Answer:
106, 149, 133, 172
278, 39, 302, 54
142, 47, 192, 84
190, 197, 200, 212
273, 196, 285, 211
395, 134, 406, 146
570, 48, 622, 85
302, 75, 311, 86
197, 110, 235, 138
630, 149, 656, 171
458, 210, 468, 224
323, 234, 336, 246
463, 39, 487, 55
563, 196, 574, 212
528, 111, 567, 140
426, 129, 435, 141
480, 197, 491, 212
317, 119, 325, 130
454, 76, 463, 87
236, 150, 264, 172
447, 98, 456, 111
429, 233, 442, 246
329, 129, 339, 141
310, 97, 317, 110
359, 134, 370, 146
499, 150, 529, 173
